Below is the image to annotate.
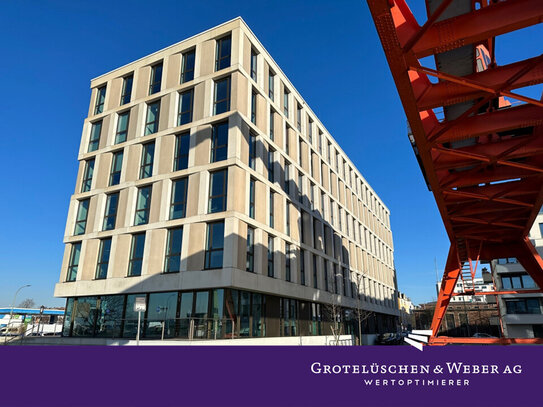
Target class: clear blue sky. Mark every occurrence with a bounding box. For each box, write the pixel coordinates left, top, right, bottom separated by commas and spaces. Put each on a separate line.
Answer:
1, 1, 541, 308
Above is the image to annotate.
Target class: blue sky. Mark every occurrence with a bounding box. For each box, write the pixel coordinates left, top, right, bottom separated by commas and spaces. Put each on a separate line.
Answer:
0, 1, 540, 308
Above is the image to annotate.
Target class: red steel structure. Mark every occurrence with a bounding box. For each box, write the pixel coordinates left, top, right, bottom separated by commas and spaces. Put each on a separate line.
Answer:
367, 0, 543, 345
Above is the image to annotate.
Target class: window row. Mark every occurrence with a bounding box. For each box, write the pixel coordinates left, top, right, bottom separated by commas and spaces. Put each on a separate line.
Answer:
87, 78, 231, 153
67, 221, 225, 282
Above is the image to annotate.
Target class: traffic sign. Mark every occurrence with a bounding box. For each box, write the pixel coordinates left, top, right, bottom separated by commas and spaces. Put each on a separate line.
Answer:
134, 297, 146, 312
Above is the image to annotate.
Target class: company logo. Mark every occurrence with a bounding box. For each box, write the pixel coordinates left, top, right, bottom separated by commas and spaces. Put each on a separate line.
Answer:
404, 330, 432, 351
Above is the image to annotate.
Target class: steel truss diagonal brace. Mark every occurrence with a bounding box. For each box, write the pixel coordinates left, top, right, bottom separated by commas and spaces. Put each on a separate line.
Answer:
430, 243, 461, 336
513, 236, 543, 290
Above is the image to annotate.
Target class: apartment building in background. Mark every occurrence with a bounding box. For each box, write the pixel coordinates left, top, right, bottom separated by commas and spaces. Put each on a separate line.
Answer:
492, 211, 543, 338
55, 17, 399, 340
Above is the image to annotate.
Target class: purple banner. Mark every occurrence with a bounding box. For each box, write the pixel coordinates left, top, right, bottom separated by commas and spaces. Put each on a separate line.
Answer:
0, 346, 541, 407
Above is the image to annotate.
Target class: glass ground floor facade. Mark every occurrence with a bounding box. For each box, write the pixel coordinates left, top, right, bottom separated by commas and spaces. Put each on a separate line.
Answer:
62, 288, 398, 340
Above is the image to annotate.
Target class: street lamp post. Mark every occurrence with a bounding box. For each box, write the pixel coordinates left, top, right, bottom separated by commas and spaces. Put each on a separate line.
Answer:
5, 284, 31, 342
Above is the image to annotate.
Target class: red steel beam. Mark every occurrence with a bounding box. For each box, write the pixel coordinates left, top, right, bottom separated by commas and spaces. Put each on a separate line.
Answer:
412, 0, 543, 58
430, 244, 460, 336
451, 289, 543, 296
417, 56, 543, 111
429, 336, 543, 345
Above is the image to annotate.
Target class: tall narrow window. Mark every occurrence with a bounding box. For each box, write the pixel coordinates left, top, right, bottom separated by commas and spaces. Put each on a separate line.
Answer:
324, 260, 329, 292
300, 249, 305, 285
180, 49, 195, 83
297, 104, 302, 131
248, 132, 256, 170
88, 121, 102, 152
214, 77, 231, 115
120, 75, 133, 105
74, 199, 90, 235
246, 227, 255, 272
285, 244, 291, 282
251, 90, 257, 124
170, 178, 188, 219
139, 142, 155, 179
94, 85, 106, 114
205, 222, 224, 269
298, 174, 303, 203
81, 159, 94, 193
251, 48, 258, 81
342, 267, 348, 296
286, 203, 290, 236
298, 137, 302, 165
174, 132, 190, 171
335, 264, 340, 295
268, 148, 275, 182
318, 131, 323, 155
308, 119, 313, 144
310, 183, 315, 211
268, 71, 275, 101
128, 233, 145, 277
145, 101, 160, 135
269, 192, 274, 228
178, 89, 193, 125
284, 164, 290, 195
285, 126, 290, 155
208, 169, 227, 213
109, 150, 123, 186
211, 121, 228, 162
95, 238, 112, 279
269, 109, 274, 140
66, 243, 81, 282
300, 210, 306, 244
164, 227, 183, 273
115, 111, 130, 144
149, 62, 163, 95
267, 236, 274, 277
134, 186, 152, 225
249, 178, 255, 219
283, 88, 289, 117
215, 35, 231, 71
103, 192, 119, 231
313, 255, 318, 289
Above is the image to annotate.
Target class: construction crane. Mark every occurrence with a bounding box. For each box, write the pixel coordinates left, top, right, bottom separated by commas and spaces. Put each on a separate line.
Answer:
367, 0, 543, 345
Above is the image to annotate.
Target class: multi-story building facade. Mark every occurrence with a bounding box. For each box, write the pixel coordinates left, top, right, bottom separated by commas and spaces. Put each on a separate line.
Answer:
436, 274, 494, 303
55, 18, 399, 340
492, 211, 543, 338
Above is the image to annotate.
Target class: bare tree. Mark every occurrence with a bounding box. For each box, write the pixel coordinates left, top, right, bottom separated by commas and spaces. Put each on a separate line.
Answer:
352, 272, 375, 346
323, 296, 343, 345
18, 298, 35, 308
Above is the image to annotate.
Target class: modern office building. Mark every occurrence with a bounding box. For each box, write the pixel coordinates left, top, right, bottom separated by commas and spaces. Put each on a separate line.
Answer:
55, 17, 399, 340
491, 211, 543, 338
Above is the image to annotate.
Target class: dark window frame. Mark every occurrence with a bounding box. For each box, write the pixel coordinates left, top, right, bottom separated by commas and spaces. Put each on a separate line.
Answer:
139, 142, 155, 179
81, 159, 94, 193
95, 238, 112, 280
74, 199, 90, 236
134, 185, 152, 226
66, 243, 81, 282
249, 178, 256, 219
177, 88, 194, 125
213, 76, 231, 115
149, 62, 163, 95
94, 85, 106, 115
164, 227, 183, 274
248, 132, 257, 170
128, 233, 146, 277
88, 121, 102, 152
109, 150, 124, 186
215, 35, 231, 71
250, 48, 258, 81
180, 49, 195, 83
174, 132, 190, 171
102, 192, 119, 231
115, 110, 130, 144
246, 227, 255, 273
120, 74, 133, 105
145, 100, 160, 135
204, 221, 225, 270
267, 236, 274, 277
208, 169, 228, 214
211, 121, 228, 162
170, 177, 188, 220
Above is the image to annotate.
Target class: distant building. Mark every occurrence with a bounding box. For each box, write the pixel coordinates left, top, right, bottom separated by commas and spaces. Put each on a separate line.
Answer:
412, 301, 499, 337
491, 212, 543, 338
398, 292, 413, 330
436, 270, 494, 303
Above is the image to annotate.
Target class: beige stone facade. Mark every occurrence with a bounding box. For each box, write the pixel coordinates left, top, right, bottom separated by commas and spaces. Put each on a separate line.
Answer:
55, 17, 399, 337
